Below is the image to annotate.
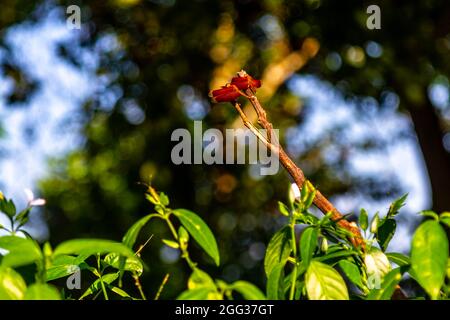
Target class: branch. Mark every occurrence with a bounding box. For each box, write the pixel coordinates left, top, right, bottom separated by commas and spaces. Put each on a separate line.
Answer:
233, 73, 364, 250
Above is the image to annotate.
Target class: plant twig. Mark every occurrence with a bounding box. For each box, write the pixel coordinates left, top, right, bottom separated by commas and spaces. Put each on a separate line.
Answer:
233, 71, 364, 249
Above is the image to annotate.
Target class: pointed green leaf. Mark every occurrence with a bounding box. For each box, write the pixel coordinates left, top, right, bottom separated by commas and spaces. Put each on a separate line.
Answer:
300, 227, 318, 267
376, 218, 396, 252
359, 209, 368, 231
387, 194, 407, 217
162, 239, 179, 249
266, 262, 285, 300
0, 199, 16, 218
122, 214, 157, 249
411, 220, 448, 300
264, 226, 292, 277
53, 239, 136, 259
172, 209, 220, 266
338, 260, 363, 288
231, 281, 266, 300
305, 260, 349, 300
278, 201, 290, 217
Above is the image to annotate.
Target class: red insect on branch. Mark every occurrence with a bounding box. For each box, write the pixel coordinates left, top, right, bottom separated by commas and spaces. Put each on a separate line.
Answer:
209, 70, 364, 250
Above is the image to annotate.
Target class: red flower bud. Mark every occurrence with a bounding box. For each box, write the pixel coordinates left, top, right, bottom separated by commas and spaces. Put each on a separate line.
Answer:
208, 85, 242, 103
230, 75, 261, 90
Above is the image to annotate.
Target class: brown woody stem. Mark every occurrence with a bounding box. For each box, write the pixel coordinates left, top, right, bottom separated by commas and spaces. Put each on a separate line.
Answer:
232, 76, 364, 249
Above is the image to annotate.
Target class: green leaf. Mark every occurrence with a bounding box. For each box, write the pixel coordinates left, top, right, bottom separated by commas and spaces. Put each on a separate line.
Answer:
266, 262, 285, 300
439, 212, 450, 228
411, 220, 449, 300
419, 210, 439, 220
316, 249, 357, 263
122, 214, 157, 249
370, 212, 380, 234
187, 268, 215, 290
104, 253, 143, 276
300, 227, 318, 268
305, 260, 349, 300
46, 254, 89, 281
376, 218, 396, 252
53, 239, 136, 259
109, 286, 133, 299
0, 199, 16, 218
231, 281, 266, 300
387, 194, 407, 217
278, 201, 290, 217
264, 226, 292, 277
364, 247, 391, 285
359, 209, 368, 231
15, 208, 31, 228
80, 273, 119, 299
162, 239, 179, 249
159, 192, 170, 206
172, 209, 220, 266
0, 236, 42, 268
386, 252, 410, 267
366, 268, 402, 300
177, 287, 218, 300
338, 260, 363, 289
24, 283, 61, 300
0, 267, 27, 300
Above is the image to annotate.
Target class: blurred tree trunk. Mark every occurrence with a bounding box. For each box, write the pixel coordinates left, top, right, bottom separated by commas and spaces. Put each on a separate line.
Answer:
408, 97, 450, 212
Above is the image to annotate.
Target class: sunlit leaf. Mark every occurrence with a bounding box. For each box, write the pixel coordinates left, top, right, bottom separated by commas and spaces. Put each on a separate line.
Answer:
300, 227, 318, 267
173, 209, 220, 266
266, 262, 285, 300
104, 253, 143, 276
122, 214, 157, 249
305, 260, 349, 300
187, 268, 215, 290
411, 220, 448, 300
46, 254, 89, 281
264, 226, 291, 277
53, 239, 136, 259
0, 236, 42, 268
0, 267, 26, 300
177, 288, 219, 300
231, 281, 266, 300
